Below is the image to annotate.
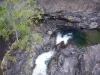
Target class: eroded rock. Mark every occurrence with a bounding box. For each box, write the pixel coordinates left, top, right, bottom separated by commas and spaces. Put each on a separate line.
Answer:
37, 0, 100, 13
1, 0, 100, 75
47, 44, 100, 75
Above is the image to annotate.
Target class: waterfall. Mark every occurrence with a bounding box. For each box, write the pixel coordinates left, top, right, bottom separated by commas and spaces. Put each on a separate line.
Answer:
32, 32, 72, 75
56, 32, 72, 45
32, 50, 55, 75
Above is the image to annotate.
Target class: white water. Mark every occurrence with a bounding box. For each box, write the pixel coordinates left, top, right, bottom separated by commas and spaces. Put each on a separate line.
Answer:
56, 32, 72, 45
32, 50, 55, 75
32, 32, 72, 75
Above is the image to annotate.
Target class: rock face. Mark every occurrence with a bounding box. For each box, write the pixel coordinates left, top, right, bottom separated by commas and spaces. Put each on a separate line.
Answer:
40, 11, 100, 32
37, 0, 100, 13
1, 0, 100, 75
1, 11, 100, 75
48, 44, 100, 75
1, 47, 33, 75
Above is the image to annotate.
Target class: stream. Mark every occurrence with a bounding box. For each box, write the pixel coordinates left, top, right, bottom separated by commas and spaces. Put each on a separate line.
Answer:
0, 0, 100, 75
32, 50, 55, 75
32, 29, 100, 75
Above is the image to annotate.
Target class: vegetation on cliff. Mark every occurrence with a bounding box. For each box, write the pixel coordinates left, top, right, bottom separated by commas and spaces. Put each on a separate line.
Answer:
0, 0, 43, 50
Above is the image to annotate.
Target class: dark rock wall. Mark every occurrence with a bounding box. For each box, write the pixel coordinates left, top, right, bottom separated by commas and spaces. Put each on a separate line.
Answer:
48, 44, 100, 75
37, 0, 100, 13
1, 0, 100, 75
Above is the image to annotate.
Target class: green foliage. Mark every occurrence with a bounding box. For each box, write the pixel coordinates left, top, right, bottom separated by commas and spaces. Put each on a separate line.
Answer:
0, 0, 44, 50
7, 56, 16, 62
31, 8, 44, 24
5, 52, 16, 62
33, 33, 42, 44
15, 36, 30, 50
0, 5, 12, 40
0, 5, 7, 16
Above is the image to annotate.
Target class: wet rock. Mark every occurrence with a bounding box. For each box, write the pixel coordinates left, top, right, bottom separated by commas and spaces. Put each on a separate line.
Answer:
47, 44, 100, 75
48, 45, 79, 75
92, 63, 100, 75
83, 44, 100, 75
1, 0, 100, 75
89, 22, 98, 28
1, 40, 100, 75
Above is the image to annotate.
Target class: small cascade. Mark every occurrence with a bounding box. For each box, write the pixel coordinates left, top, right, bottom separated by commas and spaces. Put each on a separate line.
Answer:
32, 50, 55, 75
32, 24, 100, 75
32, 29, 73, 75
56, 32, 72, 45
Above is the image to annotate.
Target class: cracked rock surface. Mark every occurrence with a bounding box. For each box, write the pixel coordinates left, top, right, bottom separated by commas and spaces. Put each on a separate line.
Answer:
1, 0, 100, 75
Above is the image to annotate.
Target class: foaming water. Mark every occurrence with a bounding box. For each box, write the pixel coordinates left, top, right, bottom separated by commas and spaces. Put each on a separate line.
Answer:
32, 50, 55, 75
56, 32, 72, 45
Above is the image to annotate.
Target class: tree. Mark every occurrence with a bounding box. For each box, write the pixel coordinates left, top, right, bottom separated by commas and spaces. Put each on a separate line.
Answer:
0, 0, 43, 50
